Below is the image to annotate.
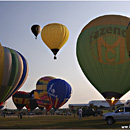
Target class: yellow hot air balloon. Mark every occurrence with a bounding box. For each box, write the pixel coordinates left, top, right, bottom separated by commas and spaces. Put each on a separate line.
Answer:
41, 23, 69, 59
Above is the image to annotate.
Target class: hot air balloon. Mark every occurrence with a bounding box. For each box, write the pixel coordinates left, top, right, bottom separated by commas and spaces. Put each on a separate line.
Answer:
126, 21, 130, 57
0, 101, 7, 110
76, 15, 130, 106
0, 44, 28, 105
12, 91, 30, 111
35, 76, 55, 111
36, 76, 55, 90
26, 90, 38, 111
41, 23, 69, 59
34, 90, 45, 109
31, 24, 41, 39
34, 90, 52, 111
5, 51, 28, 101
47, 79, 72, 110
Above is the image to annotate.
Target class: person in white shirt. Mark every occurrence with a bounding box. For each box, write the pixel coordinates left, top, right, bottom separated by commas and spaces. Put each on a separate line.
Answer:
78, 107, 82, 120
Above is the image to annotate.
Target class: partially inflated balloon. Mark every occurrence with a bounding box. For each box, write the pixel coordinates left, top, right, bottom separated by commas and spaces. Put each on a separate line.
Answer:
77, 15, 130, 106
26, 90, 38, 111
31, 24, 41, 39
0, 45, 28, 104
34, 90, 51, 111
12, 91, 30, 110
35, 76, 55, 111
41, 23, 69, 59
47, 79, 72, 110
34, 90, 45, 109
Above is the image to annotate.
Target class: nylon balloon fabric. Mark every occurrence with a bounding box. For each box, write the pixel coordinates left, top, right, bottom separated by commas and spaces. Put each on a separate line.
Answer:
12, 91, 30, 110
0, 45, 28, 104
31, 24, 41, 39
35, 76, 55, 111
41, 23, 69, 59
77, 15, 130, 106
47, 79, 72, 110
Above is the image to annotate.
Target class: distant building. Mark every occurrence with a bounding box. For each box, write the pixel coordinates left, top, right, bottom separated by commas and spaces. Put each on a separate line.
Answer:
89, 100, 109, 107
89, 100, 126, 107
69, 100, 126, 110
69, 104, 89, 110
124, 100, 130, 106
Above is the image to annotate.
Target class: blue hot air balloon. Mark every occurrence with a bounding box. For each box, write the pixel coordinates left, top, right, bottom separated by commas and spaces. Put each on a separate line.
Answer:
47, 79, 72, 110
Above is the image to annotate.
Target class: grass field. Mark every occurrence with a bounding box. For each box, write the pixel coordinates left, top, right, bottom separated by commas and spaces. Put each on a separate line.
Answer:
0, 115, 130, 129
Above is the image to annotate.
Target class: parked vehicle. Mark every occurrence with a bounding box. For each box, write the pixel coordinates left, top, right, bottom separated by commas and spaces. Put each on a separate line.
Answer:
82, 108, 102, 117
55, 111, 64, 115
103, 106, 130, 125
27, 112, 35, 115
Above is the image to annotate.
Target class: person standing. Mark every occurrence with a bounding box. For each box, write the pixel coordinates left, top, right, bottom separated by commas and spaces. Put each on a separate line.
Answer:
78, 107, 82, 120
18, 112, 22, 119
19, 112, 22, 119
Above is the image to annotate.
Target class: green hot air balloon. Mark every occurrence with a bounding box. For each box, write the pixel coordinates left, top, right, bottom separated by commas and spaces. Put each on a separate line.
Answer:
126, 21, 130, 57
77, 15, 130, 106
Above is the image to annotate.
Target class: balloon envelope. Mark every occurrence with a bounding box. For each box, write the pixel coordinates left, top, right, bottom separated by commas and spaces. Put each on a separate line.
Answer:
12, 91, 30, 110
35, 76, 55, 111
77, 15, 130, 106
34, 90, 45, 109
26, 90, 38, 111
0, 101, 7, 110
47, 79, 72, 110
41, 23, 69, 59
36, 76, 55, 90
0, 45, 28, 104
34, 90, 51, 111
5, 51, 28, 101
31, 24, 41, 39
126, 22, 130, 57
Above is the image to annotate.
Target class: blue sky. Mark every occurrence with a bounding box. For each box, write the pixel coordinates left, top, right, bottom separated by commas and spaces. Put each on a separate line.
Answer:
1, 1, 130, 109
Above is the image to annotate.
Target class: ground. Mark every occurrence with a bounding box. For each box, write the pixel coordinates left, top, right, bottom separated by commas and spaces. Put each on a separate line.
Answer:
0, 114, 130, 129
